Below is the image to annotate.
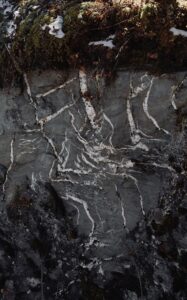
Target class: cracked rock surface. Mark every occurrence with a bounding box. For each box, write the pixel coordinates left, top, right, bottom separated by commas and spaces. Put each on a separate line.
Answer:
0, 69, 187, 299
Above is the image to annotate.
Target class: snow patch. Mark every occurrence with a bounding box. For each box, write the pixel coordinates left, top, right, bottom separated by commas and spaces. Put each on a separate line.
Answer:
170, 27, 187, 38
42, 16, 65, 39
0, 0, 13, 14
0, 0, 20, 37
6, 20, 16, 36
89, 35, 115, 49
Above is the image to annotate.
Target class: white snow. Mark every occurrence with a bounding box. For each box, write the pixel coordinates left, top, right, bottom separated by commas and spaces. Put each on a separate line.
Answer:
0, 0, 20, 37
0, 0, 13, 14
13, 8, 20, 18
89, 35, 115, 49
42, 16, 65, 39
6, 20, 16, 36
170, 27, 187, 37
32, 5, 39, 10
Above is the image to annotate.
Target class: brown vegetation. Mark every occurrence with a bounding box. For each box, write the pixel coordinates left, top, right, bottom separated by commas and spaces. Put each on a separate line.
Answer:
1, 0, 187, 86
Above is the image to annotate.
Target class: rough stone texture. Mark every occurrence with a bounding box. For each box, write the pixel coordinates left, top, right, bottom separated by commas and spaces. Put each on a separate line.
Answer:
0, 69, 187, 299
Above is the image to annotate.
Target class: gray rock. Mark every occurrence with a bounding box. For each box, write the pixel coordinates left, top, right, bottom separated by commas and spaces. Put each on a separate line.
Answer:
0, 69, 187, 299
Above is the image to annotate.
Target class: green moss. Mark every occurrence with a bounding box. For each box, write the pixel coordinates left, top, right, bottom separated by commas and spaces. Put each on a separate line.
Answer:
1, 0, 187, 86
12, 11, 61, 68
9, 1, 94, 71
140, 2, 158, 29
64, 4, 82, 29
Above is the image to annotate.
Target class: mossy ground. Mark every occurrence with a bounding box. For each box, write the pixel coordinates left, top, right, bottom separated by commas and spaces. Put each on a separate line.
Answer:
0, 0, 187, 86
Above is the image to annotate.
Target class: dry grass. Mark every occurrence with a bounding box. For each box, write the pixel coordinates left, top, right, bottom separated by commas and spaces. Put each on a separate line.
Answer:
178, 0, 187, 7
113, 0, 187, 7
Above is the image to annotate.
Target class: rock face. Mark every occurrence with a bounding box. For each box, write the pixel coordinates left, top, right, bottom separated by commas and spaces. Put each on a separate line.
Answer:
0, 69, 187, 299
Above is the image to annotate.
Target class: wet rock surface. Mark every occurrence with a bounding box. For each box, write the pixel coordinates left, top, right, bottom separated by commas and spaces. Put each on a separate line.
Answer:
0, 69, 187, 299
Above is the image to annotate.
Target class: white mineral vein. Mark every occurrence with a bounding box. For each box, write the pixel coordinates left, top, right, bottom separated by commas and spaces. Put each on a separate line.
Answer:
171, 86, 177, 110
66, 194, 95, 239
143, 78, 170, 135
170, 73, 187, 110
79, 69, 98, 129
103, 113, 115, 147
3, 138, 14, 193
115, 184, 127, 227
152, 162, 176, 173
24, 73, 63, 165
127, 174, 145, 216
39, 96, 76, 124
31, 172, 38, 191
127, 76, 149, 151
36, 77, 76, 98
